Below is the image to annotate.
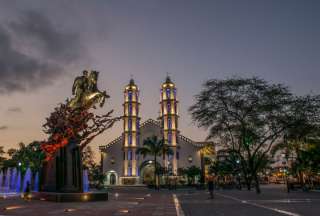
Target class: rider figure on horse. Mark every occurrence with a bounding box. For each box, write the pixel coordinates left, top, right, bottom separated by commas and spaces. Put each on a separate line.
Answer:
72, 70, 89, 106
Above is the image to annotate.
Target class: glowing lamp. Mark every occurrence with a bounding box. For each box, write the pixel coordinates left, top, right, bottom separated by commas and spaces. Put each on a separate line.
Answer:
82, 194, 88, 201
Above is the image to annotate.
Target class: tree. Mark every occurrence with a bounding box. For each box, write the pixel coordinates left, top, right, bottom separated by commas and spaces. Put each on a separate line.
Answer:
271, 95, 320, 187
136, 136, 173, 189
82, 146, 95, 170
181, 166, 201, 185
7, 148, 17, 157
88, 163, 106, 189
189, 77, 303, 193
210, 151, 239, 177
81, 146, 106, 189
3, 141, 45, 174
41, 103, 120, 161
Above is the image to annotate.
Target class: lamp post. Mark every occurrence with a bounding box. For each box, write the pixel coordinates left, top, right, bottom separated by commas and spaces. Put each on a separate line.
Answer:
281, 153, 290, 193
236, 159, 241, 190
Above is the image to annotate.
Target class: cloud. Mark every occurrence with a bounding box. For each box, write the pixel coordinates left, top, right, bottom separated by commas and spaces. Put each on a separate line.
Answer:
7, 107, 22, 113
9, 10, 83, 63
0, 126, 8, 130
0, 10, 85, 94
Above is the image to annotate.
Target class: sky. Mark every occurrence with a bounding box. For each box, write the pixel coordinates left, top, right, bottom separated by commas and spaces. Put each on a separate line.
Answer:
0, 0, 319, 160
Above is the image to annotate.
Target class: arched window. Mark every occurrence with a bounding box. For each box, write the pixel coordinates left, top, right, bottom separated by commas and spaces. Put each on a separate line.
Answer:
168, 117, 172, 130
167, 102, 171, 114
128, 119, 132, 130
128, 150, 132, 160
128, 104, 132, 115
128, 166, 132, 176
128, 91, 132, 101
166, 88, 170, 99
128, 133, 132, 145
168, 132, 172, 144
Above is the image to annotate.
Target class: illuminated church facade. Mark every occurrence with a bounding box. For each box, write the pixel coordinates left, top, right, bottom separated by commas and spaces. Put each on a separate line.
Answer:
99, 77, 214, 185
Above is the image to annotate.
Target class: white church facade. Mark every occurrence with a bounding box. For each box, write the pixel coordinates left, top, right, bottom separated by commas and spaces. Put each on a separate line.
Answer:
99, 77, 214, 185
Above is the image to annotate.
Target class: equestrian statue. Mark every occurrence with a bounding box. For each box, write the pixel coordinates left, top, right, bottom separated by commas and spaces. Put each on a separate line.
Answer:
68, 70, 110, 110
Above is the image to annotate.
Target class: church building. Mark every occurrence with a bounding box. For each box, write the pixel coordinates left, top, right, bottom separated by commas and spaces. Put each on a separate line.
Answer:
99, 76, 214, 185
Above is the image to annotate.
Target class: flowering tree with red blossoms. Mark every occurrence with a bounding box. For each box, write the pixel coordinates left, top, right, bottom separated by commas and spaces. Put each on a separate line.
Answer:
41, 103, 121, 161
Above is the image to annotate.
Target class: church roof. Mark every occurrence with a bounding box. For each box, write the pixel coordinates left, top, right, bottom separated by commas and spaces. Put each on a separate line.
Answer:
99, 118, 209, 151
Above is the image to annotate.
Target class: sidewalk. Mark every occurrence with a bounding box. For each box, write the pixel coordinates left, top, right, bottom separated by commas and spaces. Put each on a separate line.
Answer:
0, 189, 178, 216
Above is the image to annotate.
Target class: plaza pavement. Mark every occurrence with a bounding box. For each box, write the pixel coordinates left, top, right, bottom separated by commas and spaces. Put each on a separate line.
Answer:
0, 185, 320, 216
0, 187, 177, 216
177, 185, 320, 216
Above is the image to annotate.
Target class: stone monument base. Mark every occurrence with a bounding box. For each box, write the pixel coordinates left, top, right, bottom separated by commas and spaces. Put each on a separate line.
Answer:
31, 192, 108, 202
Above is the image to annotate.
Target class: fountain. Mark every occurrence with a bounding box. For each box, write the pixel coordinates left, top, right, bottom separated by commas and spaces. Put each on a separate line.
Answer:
83, 170, 89, 192
4, 169, 11, 193
34, 172, 39, 192
0, 171, 3, 189
16, 171, 21, 193
22, 168, 31, 193
0, 168, 22, 197
10, 168, 17, 191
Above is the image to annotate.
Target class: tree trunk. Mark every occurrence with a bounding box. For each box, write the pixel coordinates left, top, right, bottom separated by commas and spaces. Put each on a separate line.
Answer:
298, 171, 304, 187
254, 174, 261, 194
244, 175, 251, 190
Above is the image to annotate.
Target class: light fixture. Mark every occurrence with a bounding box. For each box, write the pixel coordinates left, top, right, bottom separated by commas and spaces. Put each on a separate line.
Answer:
64, 209, 76, 212
135, 197, 144, 200
4, 206, 23, 210
82, 194, 88, 201
188, 155, 193, 163
118, 209, 129, 213
110, 157, 115, 164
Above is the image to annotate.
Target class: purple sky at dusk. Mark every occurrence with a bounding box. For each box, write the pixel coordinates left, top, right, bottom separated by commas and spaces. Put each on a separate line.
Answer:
0, 0, 319, 159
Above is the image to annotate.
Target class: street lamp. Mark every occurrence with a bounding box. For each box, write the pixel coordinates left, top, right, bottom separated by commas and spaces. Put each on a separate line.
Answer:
235, 159, 241, 190
281, 153, 290, 193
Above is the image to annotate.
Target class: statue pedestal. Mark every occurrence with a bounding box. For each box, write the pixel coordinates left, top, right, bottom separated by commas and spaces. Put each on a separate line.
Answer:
36, 140, 108, 202
41, 140, 82, 192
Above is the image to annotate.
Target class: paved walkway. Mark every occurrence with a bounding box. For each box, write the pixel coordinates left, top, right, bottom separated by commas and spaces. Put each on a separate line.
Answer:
1, 186, 319, 216
0, 188, 177, 216
176, 186, 320, 216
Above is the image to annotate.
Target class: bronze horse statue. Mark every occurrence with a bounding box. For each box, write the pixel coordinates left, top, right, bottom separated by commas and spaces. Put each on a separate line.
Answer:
68, 70, 109, 110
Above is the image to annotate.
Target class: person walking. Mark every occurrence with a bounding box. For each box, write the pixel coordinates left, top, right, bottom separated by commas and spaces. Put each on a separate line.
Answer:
208, 176, 214, 199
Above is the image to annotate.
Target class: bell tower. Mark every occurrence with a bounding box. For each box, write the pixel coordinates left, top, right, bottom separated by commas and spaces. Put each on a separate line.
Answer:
160, 76, 179, 175
123, 78, 140, 177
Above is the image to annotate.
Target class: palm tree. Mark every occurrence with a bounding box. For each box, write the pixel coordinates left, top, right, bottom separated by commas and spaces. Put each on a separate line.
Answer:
7, 148, 17, 157
136, 136, 173, 189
